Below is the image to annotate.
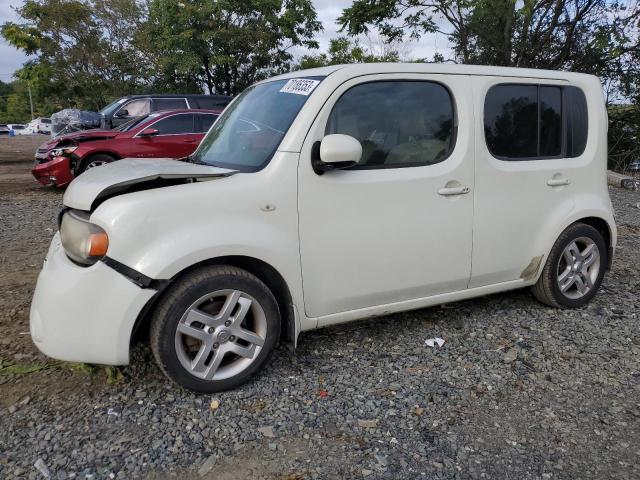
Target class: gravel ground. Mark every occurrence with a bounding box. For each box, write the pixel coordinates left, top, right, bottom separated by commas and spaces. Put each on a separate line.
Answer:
0, 140, 639, 479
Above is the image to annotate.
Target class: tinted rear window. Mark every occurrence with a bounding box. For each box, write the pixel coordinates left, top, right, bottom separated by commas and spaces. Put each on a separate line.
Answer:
484, 84, 588, 160
153, 98, 188, 111
484, 85, 537, 158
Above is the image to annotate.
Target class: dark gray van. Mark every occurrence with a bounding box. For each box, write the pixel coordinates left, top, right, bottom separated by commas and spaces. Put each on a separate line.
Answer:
99, 94, 232, 129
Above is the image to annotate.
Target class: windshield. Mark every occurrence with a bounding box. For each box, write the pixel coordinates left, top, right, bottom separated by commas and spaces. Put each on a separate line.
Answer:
192, 77, 323, 171
99, 97, 127, 116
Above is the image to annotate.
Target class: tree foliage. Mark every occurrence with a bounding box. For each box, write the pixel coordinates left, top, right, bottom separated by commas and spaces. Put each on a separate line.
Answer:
145, 0, 322, 95
1, 0, 322, 117
295, 37, 401, 69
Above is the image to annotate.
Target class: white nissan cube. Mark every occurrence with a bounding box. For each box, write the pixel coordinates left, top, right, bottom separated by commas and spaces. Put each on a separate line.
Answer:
31, 64, 616, 392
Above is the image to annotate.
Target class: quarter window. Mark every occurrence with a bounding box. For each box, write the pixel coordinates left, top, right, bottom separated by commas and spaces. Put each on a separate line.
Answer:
149, 114, 194, 135
326, 81, 456, 168
152, 98, 188, 111
484, 84, 588, 160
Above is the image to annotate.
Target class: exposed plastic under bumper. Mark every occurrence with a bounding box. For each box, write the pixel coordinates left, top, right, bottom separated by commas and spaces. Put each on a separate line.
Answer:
30, 233, 156, 365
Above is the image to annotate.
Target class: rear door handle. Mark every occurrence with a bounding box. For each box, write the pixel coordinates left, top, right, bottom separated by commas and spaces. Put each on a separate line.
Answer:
547, 178, 570, 187
438, 185, 471, 196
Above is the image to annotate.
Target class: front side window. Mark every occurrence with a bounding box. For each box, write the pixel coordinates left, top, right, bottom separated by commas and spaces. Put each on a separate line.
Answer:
119, 99, 150, 117
484, 84, 587, 160
193, 77, 323, 171
149, 114, 195, 135
326, 81, 455, 168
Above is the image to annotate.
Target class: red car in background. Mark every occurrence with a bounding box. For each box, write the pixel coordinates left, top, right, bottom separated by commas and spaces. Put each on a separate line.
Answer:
32, 109, 221, 188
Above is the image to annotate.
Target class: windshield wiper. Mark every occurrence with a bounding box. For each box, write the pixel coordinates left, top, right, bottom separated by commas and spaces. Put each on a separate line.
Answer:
177, 155, 207, 165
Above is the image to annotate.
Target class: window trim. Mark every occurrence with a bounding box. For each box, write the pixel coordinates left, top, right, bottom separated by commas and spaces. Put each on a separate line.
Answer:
484, 83, 586, 161
133, 113, 198, 137
323, 79, 458, 171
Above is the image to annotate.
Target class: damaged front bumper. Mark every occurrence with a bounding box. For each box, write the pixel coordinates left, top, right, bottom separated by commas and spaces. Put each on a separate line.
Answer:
30, 233, 156, 365
32, 156, 74, 188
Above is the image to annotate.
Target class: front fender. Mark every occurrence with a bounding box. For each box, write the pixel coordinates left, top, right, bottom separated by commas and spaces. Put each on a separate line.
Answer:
89, 152, 305, 318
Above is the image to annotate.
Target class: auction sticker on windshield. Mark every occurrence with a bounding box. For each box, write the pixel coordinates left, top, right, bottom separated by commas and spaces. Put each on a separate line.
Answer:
279, 79, 320, 96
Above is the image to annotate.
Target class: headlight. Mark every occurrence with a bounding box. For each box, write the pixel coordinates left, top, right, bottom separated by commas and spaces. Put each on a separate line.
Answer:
59, 210, 109, 265
51, 146, 78, 157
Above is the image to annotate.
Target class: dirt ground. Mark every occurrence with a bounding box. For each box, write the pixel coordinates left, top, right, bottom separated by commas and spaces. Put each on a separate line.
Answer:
0, 135, 639, 480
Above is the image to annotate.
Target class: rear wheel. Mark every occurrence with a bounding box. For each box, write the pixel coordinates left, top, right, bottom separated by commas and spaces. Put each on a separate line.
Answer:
77, 154, 115, 174
150, 266, 280, 393
531, 223, 607, 308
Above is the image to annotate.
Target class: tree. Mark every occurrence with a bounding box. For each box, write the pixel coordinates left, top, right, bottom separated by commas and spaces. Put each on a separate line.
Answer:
295, 36, 400, 69
338, 0, 639, 75
2, 0, 151, 111
145, 0, 322, 95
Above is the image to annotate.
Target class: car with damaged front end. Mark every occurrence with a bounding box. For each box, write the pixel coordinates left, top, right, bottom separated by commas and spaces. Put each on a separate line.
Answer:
32, 109, 221, 187
31, 64, 616, 393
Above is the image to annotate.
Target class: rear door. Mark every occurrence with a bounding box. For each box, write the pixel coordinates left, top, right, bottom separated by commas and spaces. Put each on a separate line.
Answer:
470, 78, 587, 287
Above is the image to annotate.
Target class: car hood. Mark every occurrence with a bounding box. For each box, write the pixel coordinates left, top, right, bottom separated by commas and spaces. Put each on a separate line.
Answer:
41, 129, 119, 149
63, 158, 236, 211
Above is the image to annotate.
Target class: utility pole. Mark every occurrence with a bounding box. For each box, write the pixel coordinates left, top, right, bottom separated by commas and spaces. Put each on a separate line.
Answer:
28, 83, 34, 120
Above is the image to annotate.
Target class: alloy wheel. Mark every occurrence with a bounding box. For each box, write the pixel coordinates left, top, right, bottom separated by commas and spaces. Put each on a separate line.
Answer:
85, 159, 108, 170
174, 289, 267, 381
556, 237, 601, 300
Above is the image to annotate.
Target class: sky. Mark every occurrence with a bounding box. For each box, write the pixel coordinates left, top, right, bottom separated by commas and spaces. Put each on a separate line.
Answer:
0, 0, 450, 82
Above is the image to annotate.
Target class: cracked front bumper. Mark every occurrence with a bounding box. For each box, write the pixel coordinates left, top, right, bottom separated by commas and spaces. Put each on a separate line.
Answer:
30, 233, 156, 365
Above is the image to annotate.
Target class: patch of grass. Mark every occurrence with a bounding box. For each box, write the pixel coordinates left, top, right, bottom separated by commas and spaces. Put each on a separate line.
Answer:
105, 366, 124, 385
0, 359, 61, 375
0, 358, 125, 386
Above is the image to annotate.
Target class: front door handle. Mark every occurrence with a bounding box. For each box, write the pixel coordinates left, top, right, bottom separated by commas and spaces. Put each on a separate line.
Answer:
547, 177, 570, 187
438, 185, 470, 196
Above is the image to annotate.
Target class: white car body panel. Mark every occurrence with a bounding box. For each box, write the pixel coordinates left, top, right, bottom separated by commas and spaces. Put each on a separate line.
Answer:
30, 63, 617, 365
63, 158, 235, 210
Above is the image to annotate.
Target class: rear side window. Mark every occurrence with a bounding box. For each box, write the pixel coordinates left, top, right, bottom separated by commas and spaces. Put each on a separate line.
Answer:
326, 81, 456, 169
196, 97, 231, 109
484, 84, 588, 160
196, 113, 218, 133
152, 98, 188, 111
150, 114, 195, 135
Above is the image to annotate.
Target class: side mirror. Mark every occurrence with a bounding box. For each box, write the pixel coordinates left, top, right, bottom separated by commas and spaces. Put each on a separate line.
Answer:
312, 134, 362, 175
115, 109, 129, 118
139, 128, 159, 137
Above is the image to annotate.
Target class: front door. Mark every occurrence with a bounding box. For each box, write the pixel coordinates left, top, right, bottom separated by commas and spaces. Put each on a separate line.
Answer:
132, 113, 199, 159
298, 75, 475, 319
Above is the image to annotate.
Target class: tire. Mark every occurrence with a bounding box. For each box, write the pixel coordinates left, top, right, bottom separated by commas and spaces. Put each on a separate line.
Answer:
531, 223, 607, 308
77, 154, 115, 174
150, 265, 280, 393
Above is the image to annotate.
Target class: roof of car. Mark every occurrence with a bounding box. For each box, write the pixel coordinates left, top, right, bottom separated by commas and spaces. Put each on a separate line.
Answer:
122, 94, 232, 100
263, 62, 599, 84
151, 108, 223, 115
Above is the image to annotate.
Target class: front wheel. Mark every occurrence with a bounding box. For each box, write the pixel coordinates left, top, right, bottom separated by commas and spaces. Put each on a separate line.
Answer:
531, 223, 607, 308
150, 266, 280, 393
77, 154, 114, 174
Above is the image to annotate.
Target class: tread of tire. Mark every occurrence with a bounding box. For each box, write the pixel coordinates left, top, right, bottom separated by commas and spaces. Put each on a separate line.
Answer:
531, 223, 604, 309
149, 265, 277, 386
